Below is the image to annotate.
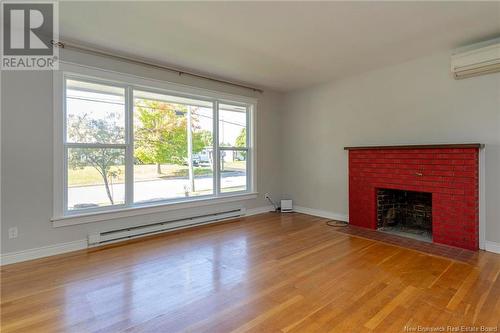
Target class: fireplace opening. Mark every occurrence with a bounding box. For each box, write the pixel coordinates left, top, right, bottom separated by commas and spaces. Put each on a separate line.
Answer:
376, 189, 432, 242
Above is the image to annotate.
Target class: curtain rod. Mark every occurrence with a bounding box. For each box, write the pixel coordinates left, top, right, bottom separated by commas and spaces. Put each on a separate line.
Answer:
51, 40, 263, 93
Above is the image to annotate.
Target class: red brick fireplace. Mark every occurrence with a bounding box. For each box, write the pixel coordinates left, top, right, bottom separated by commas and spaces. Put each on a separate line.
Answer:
345, 144, 482, 250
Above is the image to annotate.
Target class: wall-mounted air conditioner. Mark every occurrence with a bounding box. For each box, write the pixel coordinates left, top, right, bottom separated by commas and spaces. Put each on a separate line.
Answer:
451, 42, 500, 79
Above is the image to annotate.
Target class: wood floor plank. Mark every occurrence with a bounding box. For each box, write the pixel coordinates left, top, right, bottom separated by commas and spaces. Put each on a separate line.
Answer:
364, 285, 418, 330
1, 212, 499, 333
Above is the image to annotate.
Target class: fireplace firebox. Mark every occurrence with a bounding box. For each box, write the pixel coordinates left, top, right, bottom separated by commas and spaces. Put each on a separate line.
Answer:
377, 189, 432, 242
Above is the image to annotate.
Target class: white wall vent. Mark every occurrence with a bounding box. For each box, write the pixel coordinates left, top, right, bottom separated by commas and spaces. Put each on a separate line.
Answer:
88, 208, 244, 246
451, 42, 500, 79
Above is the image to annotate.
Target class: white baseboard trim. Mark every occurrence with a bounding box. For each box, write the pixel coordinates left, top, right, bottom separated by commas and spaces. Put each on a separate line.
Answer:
294, 206, 349, 222
0, 239, 88, 266
245, 205, 275, 216
0, 206, 274, 266
485, 241, 500, 254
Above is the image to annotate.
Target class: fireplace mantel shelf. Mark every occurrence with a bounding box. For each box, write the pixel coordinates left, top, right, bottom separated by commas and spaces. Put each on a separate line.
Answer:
344, 143, 484, 150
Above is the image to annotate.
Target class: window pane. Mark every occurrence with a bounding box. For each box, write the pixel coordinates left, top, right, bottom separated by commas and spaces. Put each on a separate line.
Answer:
220, 150, 247, 193
67, 147, 125, 210
219, 103, 247, 147
66, 79, 125, 144
133, 91, 214, 203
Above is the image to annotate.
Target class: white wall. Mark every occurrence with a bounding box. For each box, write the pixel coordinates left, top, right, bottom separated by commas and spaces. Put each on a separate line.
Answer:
1, 49, 283, 254
282, 51, 500, 243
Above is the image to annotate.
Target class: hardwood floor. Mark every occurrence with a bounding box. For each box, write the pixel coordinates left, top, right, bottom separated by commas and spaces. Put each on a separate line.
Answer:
1, 213, 499, 333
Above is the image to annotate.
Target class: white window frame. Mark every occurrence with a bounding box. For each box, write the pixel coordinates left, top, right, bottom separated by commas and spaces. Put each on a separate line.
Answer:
53, 62, 257, 226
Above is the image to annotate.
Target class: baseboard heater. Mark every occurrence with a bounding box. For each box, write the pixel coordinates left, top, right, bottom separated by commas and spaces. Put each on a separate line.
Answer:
88, 208, 244, 246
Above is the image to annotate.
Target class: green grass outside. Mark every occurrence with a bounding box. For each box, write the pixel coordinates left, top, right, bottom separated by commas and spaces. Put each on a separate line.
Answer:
68, 161, 246, 187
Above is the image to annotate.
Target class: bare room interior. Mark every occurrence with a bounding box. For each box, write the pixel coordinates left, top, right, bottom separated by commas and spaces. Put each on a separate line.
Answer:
1, 1, 499, 332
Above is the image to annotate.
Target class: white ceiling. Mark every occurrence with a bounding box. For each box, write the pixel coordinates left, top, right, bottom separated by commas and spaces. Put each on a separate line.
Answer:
59, 1, 500, 92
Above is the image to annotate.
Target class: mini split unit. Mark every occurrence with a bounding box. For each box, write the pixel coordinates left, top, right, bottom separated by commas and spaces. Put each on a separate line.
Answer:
451, 41, 500, 79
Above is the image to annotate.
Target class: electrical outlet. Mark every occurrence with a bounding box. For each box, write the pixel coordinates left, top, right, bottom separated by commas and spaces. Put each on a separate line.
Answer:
264, 193, 270, 199
8, 227, 18, 239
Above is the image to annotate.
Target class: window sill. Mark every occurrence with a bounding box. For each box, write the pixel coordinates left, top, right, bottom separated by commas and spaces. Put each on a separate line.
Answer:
52, 192, 258, 227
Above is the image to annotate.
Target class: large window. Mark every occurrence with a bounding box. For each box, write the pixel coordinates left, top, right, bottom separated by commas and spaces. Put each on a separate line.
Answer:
59, 69, 254, 216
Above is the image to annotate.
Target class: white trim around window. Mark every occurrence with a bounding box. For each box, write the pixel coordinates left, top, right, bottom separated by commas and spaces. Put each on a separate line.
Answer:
53, 62, 257, 226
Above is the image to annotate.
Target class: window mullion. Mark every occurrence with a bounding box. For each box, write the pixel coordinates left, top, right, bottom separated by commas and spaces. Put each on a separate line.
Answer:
65, 143, 127, 148
63, 145, 69, 216
246, 105, 251, 192
219, 147, 248, 151
62, 77, 68, 215
214, 100, 220, 196
125, 86, 134, 206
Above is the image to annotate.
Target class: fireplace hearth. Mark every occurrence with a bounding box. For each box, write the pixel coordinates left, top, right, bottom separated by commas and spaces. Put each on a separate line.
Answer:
377, 189, 432, 242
